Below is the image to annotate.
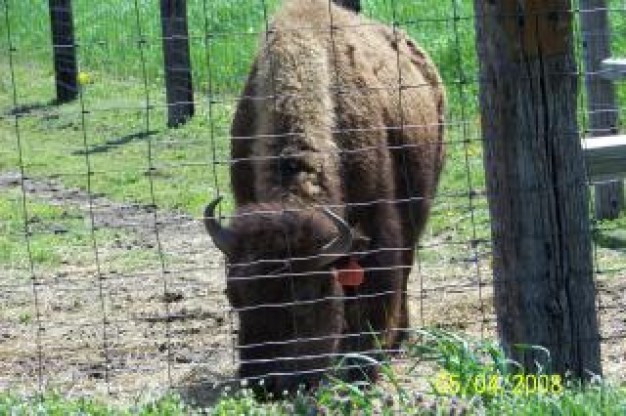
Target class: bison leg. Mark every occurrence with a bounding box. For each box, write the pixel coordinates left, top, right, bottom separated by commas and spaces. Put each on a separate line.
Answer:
397, 249, 414, 346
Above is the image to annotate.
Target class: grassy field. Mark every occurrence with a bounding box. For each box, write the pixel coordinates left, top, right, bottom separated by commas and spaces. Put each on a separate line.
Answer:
1, 0, 625, 413
1, 0, 478, 106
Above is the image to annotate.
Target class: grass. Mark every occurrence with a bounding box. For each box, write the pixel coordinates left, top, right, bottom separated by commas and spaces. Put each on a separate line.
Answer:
0, 0, 480, 127
1, 188, 109, 269
593, 212, 626, 276
0, 67, 232, 212
1, 330, 625, 414
0, 392, 192, 415
0, 0, 477, 111
0, 184, 166, 274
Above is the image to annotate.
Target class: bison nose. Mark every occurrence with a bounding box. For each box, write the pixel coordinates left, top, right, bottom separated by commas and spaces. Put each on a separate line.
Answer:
248, 375, 295, 400
248, 374, 296, 399
259, 375, 292, 398
267, 373, 320, 398
248, 376, 274, 400
270, 375, 294, 397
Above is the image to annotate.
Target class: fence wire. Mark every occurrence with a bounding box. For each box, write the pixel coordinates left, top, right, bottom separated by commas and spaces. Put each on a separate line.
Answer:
0, 0, 624, 405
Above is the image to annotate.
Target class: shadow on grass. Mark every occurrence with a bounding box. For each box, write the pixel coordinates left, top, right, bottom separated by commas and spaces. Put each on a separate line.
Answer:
6, 101, 58, 117
72, 130, 158, 155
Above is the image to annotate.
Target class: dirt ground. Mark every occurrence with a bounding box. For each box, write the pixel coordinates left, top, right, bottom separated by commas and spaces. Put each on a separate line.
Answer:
0, 172, 624, 406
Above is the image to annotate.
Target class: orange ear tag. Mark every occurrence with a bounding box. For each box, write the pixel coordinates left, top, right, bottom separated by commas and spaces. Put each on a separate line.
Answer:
334, 257, 364, 287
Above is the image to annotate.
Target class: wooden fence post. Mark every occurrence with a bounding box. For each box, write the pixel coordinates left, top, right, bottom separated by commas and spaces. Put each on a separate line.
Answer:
48, 0, 78, 103
473, 1, 602, 379
580, 0, 624, 220
160, 0, 194, 127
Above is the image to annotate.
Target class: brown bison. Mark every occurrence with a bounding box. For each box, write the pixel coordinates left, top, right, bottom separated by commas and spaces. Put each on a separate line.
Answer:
204, 0, 445, 395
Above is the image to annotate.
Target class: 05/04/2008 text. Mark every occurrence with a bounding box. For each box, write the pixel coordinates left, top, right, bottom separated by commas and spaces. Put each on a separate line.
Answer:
432, 371, 564, 396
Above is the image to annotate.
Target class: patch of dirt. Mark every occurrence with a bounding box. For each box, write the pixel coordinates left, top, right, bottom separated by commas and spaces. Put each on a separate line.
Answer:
0, 172, 233, 402
0, 172, 624, 407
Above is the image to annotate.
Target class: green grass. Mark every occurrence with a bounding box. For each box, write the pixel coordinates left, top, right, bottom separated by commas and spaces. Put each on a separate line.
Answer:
0, 0, 282, 96
1, 188, 104, 268
0, 0, 476, 111
0, 69, 232, 212
596, 212, 626, 249
0, 186, 164, 272
2, 330, 624, 414
0, 392, 192, 415
0, 0, 480, 121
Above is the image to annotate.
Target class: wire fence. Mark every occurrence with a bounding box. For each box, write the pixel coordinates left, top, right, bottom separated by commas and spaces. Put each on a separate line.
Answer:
0, 0, 624, 405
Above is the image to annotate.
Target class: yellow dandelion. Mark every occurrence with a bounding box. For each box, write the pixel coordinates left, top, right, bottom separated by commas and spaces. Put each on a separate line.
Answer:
77, 71, 91, 86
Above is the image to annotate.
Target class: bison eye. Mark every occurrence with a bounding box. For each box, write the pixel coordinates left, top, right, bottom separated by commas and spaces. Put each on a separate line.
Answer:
278, 157, 302, 178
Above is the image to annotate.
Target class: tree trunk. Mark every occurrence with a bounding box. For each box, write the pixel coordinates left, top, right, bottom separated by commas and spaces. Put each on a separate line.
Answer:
473, 0, 601, 379
580, 0, 624, 219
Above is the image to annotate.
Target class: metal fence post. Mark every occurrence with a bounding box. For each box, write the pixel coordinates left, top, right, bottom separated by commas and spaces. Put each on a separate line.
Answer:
160, 0, 194, 127
49, 0, 78, 103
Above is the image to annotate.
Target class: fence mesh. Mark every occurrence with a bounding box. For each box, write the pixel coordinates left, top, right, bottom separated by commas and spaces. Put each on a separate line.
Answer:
0, 0, 624, 405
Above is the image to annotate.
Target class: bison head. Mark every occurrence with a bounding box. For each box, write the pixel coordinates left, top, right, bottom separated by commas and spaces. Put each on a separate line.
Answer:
205, 197, 364, 395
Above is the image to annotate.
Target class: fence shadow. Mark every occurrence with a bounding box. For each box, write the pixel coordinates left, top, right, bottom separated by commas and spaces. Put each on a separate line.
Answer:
6, 101, 59, 117
71, 130, 158, 156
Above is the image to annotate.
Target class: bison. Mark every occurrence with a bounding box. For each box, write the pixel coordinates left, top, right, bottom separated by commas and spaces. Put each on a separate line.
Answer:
204, 0, 445, 395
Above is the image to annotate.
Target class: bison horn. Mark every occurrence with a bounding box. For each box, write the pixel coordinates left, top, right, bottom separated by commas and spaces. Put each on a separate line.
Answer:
318, 208, 353, 264
204, 196, 235, 256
